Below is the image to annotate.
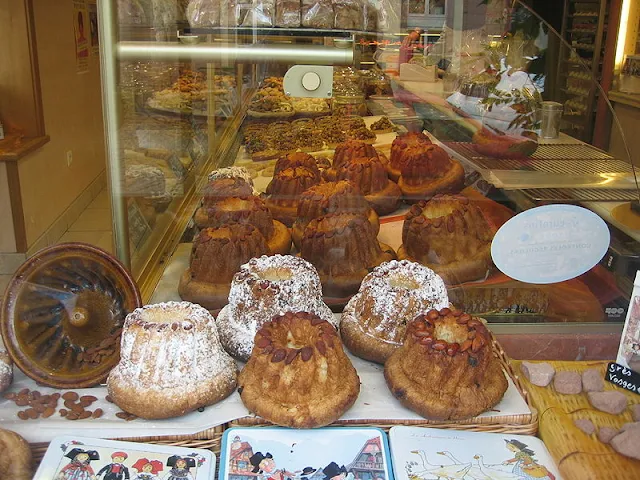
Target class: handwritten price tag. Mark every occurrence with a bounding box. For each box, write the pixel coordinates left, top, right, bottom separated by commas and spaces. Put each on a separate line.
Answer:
605, 362, 640, 396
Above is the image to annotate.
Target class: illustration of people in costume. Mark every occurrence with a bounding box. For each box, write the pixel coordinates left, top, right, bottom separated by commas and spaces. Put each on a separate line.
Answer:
56, 448, 100, 480
97, 452, 130, 480
322, 462, 354, 480
249, 452, 295, 480
502, 439, 556, 480
131, 458, 164, 480
164, 456, 196, 480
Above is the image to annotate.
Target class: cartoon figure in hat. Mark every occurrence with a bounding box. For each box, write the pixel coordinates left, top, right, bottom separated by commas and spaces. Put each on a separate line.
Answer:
322, 462, 354, 480
56, 448, 100, 480
164, 456, 196, 480
131, 458, 164, 480
502, 439, 555, 480
249, 452, 294, 480
97, 452, 130, 480
298, 467, 317, 480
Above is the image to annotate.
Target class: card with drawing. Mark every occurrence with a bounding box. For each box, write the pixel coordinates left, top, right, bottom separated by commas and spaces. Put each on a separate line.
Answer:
389, 426, 561, 480
219, 427, 392, 480
34, 435, 215, 480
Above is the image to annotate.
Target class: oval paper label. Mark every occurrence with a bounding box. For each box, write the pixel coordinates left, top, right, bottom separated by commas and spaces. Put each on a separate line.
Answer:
491, 205, 610, 284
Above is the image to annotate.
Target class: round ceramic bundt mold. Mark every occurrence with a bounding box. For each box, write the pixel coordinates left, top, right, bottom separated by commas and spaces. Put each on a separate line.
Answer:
0, 243, 142, 388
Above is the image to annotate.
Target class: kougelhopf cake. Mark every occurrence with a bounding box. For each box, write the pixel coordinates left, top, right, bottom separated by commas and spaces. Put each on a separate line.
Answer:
333, 140, 379, 171
291, 181, 379, 249
238, 311, 360, 428
397, 145, 465, 202
123, 164, 166, 197
194, 195, 291, 255
341, 260, 449, 364
399, 194, 493, 285
336, 157, 401, 216
208, 166, 255, 187
384, 308, 507, 420
179, 224, 271, 310
299, 213, 396, 298
388, 131, 432, 181
264, 166, 322, 226
273, 152, 321, 180
107, 301, 237, 419
217, 255, 336, 361
202, 177, 254, 207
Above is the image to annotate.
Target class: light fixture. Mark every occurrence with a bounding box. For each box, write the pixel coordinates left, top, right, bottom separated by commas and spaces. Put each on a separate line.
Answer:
615, 0, 631, 70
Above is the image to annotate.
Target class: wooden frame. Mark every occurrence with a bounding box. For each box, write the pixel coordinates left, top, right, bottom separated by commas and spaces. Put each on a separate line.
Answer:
0, 0, 49, 253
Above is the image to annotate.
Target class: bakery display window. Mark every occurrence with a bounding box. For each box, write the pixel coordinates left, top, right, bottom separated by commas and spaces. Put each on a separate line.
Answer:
95, 0, 638, 332
3, 3, 640, 479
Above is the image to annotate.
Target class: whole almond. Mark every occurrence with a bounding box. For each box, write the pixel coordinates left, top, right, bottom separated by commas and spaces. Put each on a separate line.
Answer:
116, 412, 129, 419
105, 395, 114, 403
18, 388, 29, 396
17, 411, 29, 421
3, 392, 16, 400
66, 412, 79, 420
15, 396, 29, 407
59, 409, 68, 417
78, 411, 92, 419
26, 408, 39, 419
42, 407, 55, 418
92, 408, 103, 419
62, 392, 79, 401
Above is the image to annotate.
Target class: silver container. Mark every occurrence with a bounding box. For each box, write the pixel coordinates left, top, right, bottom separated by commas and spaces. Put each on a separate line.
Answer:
540, 101, 563, 139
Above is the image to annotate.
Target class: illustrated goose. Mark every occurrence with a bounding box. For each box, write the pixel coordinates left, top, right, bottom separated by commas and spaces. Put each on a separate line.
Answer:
473, 456, 519, 480
436, 452, 491, 480
408, 450, 472, 480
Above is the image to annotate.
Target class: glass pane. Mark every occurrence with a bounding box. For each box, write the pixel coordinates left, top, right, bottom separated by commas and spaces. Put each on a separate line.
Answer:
99, 0, 637, 340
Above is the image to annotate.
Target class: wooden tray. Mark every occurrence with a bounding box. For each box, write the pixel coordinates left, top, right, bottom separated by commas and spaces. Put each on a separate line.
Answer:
232, 337, 538, 435
513, 360, 640, 480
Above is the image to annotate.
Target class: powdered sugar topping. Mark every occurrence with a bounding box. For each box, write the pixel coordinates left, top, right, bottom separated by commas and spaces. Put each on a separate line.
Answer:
208, 166, 254, 187
109, 301, 236, 390
217, 255, 336, 360
342, 260, 449, 344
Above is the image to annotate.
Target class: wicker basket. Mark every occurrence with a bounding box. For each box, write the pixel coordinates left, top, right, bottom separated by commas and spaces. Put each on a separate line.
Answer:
232, 338, 538, 435
513, 360, 640, 480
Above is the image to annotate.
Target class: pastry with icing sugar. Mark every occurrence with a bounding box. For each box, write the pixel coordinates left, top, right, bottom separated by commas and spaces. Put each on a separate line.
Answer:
217, 255, 336, 361
237, 311, 359, 428
107, 301, 237, 419
341, 260, 450, 364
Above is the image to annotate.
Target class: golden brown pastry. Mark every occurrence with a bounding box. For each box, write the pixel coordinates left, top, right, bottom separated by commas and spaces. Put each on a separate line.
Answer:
336, 156, 401, 216
384, 308, 508, 420
292, 181, 379, 249
397, 144, 465, 203
194, 195, 291, 255
179, 224, 271, 310
107, 302, 238, 419
264, 166, 322, 227
299, 213, 396, 298
238, 311, 360, 428
388, 131, 432, 182
398, 194, 493, 285
0, 428, 32, 480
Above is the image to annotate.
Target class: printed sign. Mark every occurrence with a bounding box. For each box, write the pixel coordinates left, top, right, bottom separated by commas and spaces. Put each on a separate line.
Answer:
491, 205, 610, 284
616, 271, 640, 373
73, 0, 89, 74
605, 362, 640, 396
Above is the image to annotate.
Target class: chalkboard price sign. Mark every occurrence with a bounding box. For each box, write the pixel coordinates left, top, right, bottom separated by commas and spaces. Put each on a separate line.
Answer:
605, 362, 640, 396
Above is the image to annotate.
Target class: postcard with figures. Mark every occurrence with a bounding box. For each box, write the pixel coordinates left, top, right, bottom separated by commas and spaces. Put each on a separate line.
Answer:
34, 435, 215, 480
219, 427, 392, 480
389, 426, 561, 480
